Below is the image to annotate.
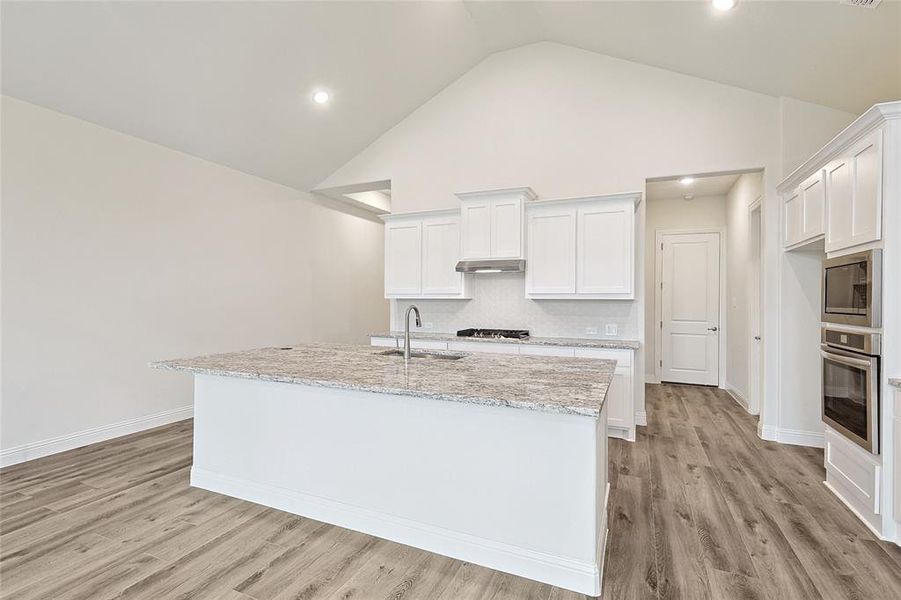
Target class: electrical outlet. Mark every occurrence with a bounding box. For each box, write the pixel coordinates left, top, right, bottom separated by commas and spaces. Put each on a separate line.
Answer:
605, 324, 618, 336
585, 327, 598, 335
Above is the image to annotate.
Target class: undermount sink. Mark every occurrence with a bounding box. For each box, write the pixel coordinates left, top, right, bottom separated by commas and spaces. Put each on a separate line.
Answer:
377, 349, 466, 361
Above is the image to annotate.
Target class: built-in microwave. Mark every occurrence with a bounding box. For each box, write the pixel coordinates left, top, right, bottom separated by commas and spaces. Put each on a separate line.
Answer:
822, 250, 882, 328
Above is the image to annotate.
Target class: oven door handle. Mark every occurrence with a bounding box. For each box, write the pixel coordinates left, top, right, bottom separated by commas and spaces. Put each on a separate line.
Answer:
820, 346, 874, 368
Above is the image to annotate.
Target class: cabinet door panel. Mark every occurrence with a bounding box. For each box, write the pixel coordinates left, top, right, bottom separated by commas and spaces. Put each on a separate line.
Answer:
826, 159, 852, 251
851, 133, 881, 243
577, 204, 632, 295
491, 198, 523, 258
784, 190, 802, 247
801, 172, 825, 240
385, 222, 422, 297
422, 218, 462, 295
606, 369, 633, 429
526, 208, 576, 294
461, 202, 491, 259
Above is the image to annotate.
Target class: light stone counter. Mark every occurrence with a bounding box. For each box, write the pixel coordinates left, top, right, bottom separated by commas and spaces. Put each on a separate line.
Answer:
152, 343, 614, 417
371, 331, 640, 351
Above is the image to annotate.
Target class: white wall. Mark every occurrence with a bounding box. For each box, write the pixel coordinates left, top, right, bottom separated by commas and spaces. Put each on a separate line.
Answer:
0, 97, 387, 458
780, 96, 857, 178
644, 195, 727, 378
725, 173, 764, 402
317, 41, 863, 442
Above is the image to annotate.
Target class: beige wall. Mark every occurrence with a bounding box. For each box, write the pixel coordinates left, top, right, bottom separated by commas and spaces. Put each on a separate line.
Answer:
779, 96, 856, 178
644, 195, 728, 378
1, 97, 387, 454
725, 173, 764, 401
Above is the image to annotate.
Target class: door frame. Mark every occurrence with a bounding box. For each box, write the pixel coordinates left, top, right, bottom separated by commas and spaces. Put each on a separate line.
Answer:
747, 197, 763, 414
654, 228, 727, 388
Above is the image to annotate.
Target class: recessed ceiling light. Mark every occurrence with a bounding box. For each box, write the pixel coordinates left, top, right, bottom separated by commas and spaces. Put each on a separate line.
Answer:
712, 0, 736, 10
680, 177, 695, 185
312, 90, 330, 105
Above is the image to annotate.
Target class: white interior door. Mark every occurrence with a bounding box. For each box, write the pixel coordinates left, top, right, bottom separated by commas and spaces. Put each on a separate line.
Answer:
659, 232, 720, 386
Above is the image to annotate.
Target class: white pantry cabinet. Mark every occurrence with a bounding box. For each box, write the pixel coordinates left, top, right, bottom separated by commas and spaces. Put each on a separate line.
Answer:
783, 170, 825, 249
825, 130, 883, 253
382, 210, 470, 299
526, 193, 639, 299
456, 187, 536, 260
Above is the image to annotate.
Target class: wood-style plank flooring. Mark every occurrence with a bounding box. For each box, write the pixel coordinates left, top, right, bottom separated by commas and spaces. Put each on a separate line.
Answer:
3, 383, 901, 599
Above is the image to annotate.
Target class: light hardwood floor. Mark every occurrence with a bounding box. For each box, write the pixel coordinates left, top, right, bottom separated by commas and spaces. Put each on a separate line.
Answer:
2, 383, 901, 599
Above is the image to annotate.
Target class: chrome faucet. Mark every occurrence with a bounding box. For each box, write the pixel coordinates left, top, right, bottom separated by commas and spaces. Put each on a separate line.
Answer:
403, 305, 422, 360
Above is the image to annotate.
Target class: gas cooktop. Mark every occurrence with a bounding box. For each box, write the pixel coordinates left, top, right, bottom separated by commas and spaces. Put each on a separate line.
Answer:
456, 328, 530, 340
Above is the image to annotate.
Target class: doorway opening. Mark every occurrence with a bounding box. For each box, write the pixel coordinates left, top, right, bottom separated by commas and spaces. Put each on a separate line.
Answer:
645, 170, 764, 405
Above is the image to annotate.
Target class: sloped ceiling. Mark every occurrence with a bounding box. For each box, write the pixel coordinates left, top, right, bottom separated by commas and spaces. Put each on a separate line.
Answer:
2, 1, 898, 194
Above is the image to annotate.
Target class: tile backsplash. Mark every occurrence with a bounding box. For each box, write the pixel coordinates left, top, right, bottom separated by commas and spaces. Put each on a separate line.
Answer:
389, 273, 639, 339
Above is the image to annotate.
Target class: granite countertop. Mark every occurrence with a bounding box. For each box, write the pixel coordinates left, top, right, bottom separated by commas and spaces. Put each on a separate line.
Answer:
890, 377, 901, 389
370, 331, 640, 350
151, 343, 614, 418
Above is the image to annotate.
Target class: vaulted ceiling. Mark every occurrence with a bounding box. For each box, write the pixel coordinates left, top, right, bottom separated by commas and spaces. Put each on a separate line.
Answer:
3, 1, 898, 194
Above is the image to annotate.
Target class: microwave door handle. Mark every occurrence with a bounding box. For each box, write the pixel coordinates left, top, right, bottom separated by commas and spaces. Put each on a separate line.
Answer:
820, 349, 873, 369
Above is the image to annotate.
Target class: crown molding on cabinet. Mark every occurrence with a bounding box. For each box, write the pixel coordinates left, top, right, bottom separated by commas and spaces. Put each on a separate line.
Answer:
380, 208, 461, 222
527, 190, 643, 208
454, 186, 538, 202
778, 101, 901, 193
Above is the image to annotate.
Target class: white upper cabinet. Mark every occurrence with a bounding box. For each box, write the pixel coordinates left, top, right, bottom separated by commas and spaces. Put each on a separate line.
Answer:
577, 202, 634, 295
461, 200, 491, 259
422, 216, 464, 295
784, 188, 803, 247
826, 130, 883, 253
784, 170, 826, 249
383, 210, 469, 299
457, 188, 535, 260
526, 193, 639, 299
384, 220, 422, 297
526, 205, 577, 294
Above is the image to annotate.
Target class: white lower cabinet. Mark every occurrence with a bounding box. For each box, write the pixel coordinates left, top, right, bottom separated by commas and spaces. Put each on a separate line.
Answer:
894, 388, 901, 531
374, 336, 637, 442
824, 427, 882, 533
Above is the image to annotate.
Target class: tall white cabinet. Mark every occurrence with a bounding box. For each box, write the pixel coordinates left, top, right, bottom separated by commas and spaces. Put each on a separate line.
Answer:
383, 210, 470, 299
526, 193, 639, 299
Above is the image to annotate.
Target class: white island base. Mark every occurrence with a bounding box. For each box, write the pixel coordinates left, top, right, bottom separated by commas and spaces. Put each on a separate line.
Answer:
190, 374, 609, 596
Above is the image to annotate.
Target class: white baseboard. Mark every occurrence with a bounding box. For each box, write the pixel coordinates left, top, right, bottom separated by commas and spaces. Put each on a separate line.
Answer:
758, 424, 778, 442
635, 411, 647, 427
191, 467, 606, 596
756, 425, 823, 448
724, 384, 749, 411
644, 374, 661, 385
0, 405, 194, 468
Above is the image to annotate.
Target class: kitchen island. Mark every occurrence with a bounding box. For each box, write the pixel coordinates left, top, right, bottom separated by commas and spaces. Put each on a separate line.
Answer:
152, 343, 613, 596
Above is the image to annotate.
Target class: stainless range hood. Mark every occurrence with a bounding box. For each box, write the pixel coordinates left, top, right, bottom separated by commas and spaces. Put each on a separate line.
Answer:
455, 259, 525, 273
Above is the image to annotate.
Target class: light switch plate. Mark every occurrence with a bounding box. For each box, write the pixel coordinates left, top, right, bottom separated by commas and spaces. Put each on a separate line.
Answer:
605, 324, 618, 336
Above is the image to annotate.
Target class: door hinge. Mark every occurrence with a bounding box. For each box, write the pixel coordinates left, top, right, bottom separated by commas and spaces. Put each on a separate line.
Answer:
659, 360, 662, 367
660, 242, 663, 250
659, 320, 663, 329
660, 281, 663, 290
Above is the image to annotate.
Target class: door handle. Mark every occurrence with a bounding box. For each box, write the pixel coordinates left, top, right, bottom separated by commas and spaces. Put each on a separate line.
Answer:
707, 327, 718, 332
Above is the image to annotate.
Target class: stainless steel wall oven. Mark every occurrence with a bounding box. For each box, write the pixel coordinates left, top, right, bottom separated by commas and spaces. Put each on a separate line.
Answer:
821, 327, 880, 453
